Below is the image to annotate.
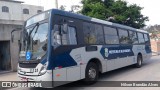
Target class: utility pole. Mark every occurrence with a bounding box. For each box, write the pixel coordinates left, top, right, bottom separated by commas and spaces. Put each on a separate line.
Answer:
55, 0, 58, 9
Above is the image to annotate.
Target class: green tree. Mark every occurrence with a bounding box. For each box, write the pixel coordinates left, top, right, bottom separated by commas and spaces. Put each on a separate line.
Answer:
81, 0, 148, 29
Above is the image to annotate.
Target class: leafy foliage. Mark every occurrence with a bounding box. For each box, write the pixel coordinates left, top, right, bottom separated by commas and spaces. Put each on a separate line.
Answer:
80, 0, 149, 29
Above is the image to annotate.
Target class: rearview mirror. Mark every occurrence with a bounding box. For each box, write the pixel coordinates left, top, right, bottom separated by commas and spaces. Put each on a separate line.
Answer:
11, 28, 22, 43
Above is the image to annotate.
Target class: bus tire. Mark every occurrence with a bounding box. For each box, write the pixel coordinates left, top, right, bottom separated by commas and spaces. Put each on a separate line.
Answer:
84, 62, 99, 85
135, 55, 142, 68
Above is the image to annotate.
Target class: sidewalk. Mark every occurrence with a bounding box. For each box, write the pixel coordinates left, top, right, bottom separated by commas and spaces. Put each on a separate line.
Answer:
0, 70, 12, 74
0, 72, 18, 81
152, 52, 160, 56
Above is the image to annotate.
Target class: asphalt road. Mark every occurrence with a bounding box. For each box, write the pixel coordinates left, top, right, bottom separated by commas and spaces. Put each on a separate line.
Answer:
4, 55, 160, 90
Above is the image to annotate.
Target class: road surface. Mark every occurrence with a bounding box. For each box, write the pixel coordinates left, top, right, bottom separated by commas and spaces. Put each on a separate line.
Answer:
2, 55, 160, 90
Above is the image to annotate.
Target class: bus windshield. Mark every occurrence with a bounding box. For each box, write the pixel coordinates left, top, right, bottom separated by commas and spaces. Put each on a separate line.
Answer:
19, 11, 50, 61
20, 22, 48, 60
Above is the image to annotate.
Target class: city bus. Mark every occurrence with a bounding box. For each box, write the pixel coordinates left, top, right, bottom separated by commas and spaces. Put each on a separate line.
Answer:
15, 9, 151, 87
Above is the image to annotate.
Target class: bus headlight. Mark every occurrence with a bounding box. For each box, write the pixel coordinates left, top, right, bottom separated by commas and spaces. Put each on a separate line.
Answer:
39, 62, 48, 75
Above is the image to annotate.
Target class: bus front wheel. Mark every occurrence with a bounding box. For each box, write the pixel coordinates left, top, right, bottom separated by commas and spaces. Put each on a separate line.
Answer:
84, 62, 99, 85
135, 55, 142, 68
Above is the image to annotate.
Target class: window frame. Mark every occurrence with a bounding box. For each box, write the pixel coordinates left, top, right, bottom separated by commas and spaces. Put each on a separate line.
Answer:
37, 10, 42, 13
83, 22, 95, 44
103, 26, 119, 45
137, 32, 145, 44
52, 15, 85, 45
94, 23, 105, 44
128, 30, 139, 44
83, 21, 105, 45
144, 33, 150, 44
2, 6, 9, 13
23, 8, 29, 14
52, 14, 149, 46
118, 28, 129, 44
67, 26, 78, 45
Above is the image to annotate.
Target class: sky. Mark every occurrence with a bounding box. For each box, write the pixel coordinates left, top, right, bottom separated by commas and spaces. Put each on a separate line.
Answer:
20, 0, 160, 26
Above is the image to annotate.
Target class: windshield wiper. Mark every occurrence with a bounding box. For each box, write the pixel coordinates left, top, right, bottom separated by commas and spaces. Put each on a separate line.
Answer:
32, 24, 40, 40
27, 23, 39, 50
28, 23, 39, 38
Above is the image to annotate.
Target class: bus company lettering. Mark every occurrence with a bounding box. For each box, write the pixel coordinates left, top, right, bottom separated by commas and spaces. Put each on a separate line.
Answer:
105, 48, 131, 57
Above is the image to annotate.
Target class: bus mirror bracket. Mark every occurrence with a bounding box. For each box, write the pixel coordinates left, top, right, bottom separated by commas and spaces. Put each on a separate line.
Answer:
11, 28, 22, 43
11, 35, 14, 43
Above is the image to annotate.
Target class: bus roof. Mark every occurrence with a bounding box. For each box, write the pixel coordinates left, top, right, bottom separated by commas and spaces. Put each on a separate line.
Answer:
53, 9, 148, 34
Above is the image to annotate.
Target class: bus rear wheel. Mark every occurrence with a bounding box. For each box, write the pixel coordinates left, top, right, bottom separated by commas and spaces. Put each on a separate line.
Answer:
84, 62, 99, 85
135, 55, 142, 68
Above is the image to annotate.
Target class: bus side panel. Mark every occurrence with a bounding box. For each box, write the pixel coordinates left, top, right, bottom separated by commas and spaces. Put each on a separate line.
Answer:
106, 59, 116, 71
100, 45, 136, 71
53, 68, 67, 87
66, 66, 81, 81
144, 44, 152, 60
114, 56, 136, 69
80, 64, 87, 79
132, 45, 150, 61
70, 45, 107, 78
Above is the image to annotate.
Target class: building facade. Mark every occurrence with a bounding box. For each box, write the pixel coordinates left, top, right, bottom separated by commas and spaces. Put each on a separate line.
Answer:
0, 0, 44, 71
149, 33, 160, 55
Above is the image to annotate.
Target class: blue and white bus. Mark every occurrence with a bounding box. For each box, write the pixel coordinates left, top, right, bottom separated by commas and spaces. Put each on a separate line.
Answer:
16, 9, 151, 87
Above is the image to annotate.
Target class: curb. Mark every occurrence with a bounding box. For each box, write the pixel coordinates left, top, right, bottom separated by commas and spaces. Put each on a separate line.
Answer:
0, 71, 13, 75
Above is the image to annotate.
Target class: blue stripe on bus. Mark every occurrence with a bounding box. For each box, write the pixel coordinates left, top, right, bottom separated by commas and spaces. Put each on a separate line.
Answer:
145, 45, 152, 53
48, 51, 77, 69
41, 58, 47, 64
100, 45, 134, 60
47, 44, 151, 70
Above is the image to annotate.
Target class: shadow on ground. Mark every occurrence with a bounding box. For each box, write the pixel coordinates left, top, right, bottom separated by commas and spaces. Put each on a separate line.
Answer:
28, 60, 155, 90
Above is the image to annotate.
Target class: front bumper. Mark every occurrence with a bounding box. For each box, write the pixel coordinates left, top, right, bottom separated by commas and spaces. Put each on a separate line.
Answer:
18, 70, 53, 88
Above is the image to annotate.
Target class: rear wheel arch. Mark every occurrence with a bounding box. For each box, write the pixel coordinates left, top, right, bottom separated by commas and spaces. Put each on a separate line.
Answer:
87, 58, 102, 73
84, 59, 100, 84
138, 53, 143, 61
135, 53, 143, 68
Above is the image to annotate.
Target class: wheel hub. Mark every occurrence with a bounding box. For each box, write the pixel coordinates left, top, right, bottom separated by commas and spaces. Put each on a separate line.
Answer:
139, 59, 142, 65
88, 67, 96, 79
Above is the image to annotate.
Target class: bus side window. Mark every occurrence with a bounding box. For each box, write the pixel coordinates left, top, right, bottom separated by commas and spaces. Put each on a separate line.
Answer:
129, 31, 138, 44
137, 33, 145, 44
61, 25, 68, 45
95, 24, 104, 44
118, 29, 129, 44
104, 26, 119, 44
61, 25, 77, 45
144, 34, 149, 44
83, 22, 96, 44
83, 22, 104, 44
67, 26, 77, 45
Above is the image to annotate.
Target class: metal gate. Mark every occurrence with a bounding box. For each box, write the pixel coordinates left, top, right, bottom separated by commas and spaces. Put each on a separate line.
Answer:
0, 41, 11, 71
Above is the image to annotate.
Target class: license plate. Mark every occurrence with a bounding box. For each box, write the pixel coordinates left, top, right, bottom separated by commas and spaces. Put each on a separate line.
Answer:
30, 69, 34, 73
21, 77, 28, 81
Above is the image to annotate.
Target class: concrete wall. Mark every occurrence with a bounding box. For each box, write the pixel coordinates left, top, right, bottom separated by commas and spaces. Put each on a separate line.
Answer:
22, 4, 43, 20
0, 24, 22, 41
0, 24, 22, 71
151, 39, 160, 53
0, 1, 44, 21
0, 1, 44, 71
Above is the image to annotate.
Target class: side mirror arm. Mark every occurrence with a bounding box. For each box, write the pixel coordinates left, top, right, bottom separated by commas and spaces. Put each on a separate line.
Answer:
11, 28, 22, 43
